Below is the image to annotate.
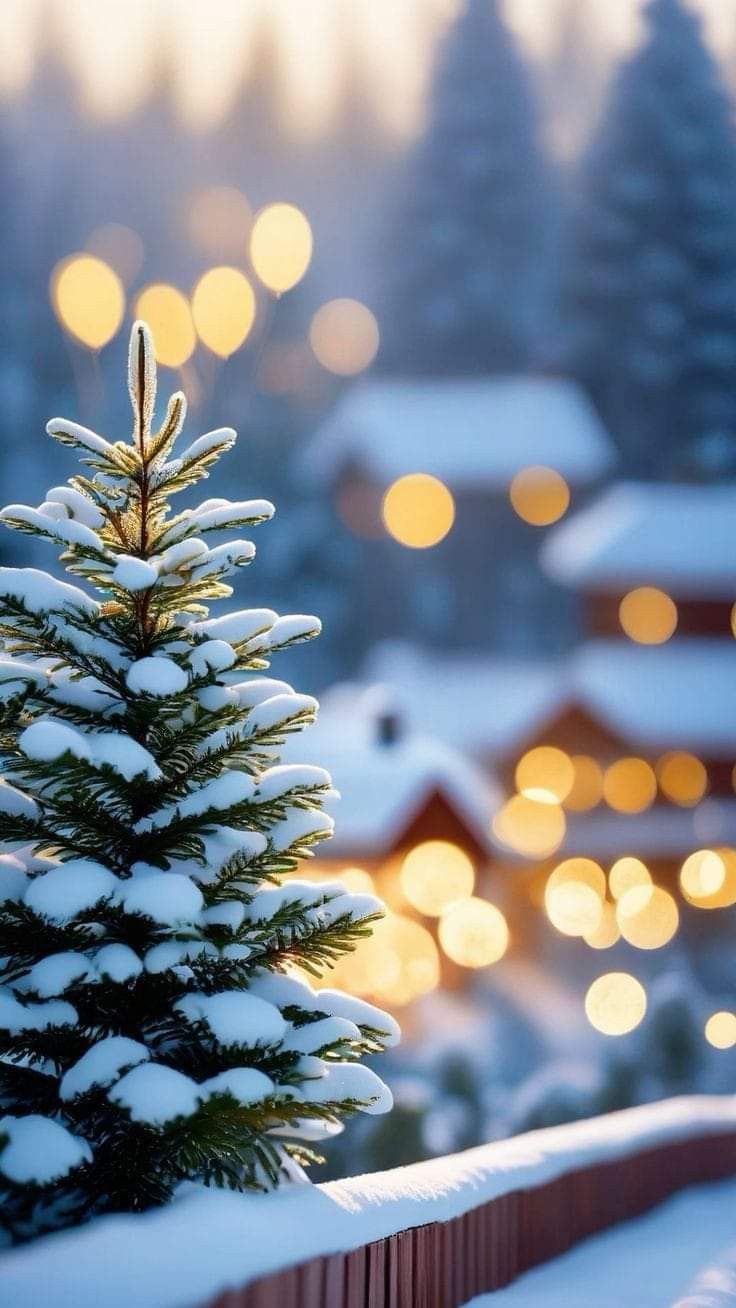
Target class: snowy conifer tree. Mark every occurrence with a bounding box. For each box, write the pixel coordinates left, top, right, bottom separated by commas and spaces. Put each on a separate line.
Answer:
560, 0, 736, 477
379, 0, 555, 376
0, 323, 397, 1241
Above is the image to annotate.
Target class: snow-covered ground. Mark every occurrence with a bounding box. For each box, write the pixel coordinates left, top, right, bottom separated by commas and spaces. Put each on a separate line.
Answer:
464, 1175, 736, 1308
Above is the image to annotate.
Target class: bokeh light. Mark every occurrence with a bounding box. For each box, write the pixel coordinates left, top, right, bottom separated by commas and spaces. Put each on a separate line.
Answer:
585, 973, 647, 1036
191, 266, 256, 357
609, 857, 652, 901
336, 867, 375, 896
616, 884, 679, 949
382, 474, 455, 549
492, 795, 566, 859
51, 254, 125, 349
564, 755, 604, 812
619, 587, 677, 644
309, 298, 380, 375
545, 858, 605, 937
134, 284, 196, 368
603, 757, 657, 813
705, 1011, 736, 1050
509, 466, 570, 526
515, 746, 574, 805
680, 848, 736, 908
657, 752, 707, 806
438, 897, 509, 968
400, 840, 474, 917
584, 901, 621, 950
546, 857, 607, 900
86, 223, 144, 285
249, 202, 313, 293
329, 911, 439, 1008
188, 186, 251, 259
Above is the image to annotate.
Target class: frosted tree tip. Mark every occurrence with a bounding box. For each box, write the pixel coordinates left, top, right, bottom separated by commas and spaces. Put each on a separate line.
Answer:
128, 319, 158, 438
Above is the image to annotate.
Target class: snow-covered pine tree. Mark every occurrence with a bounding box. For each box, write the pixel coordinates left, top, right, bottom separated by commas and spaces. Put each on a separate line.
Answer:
378, 0, 555, 376
0, 322, 397, 1242
560, 0, 736, 478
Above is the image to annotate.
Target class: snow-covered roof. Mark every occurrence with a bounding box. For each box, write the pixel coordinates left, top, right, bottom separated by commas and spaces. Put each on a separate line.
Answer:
284, 690, 500, 858
542, 482, 736, 597
301, 376, 614, 489
4, 1096, 735, 1308
568, 639, 736, 757
362, 640, 563, 759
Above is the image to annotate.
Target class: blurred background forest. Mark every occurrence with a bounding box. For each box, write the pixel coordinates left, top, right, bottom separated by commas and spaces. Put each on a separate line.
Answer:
3, 0, 736, 1177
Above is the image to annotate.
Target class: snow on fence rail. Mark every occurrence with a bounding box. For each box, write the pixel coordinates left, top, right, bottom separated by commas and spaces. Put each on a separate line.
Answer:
3, 1095, 736, 1308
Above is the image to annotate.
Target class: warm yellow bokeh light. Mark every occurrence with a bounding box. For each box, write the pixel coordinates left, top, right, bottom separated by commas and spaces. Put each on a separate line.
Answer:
679, 848, 736, 908
309, 298, 380, 376
657, 752, 707, 807
546, 882, 602, 938
585, 973, 647, 1036
509, 466, 570, 527
249, 202, 313, 293
400, 840, 474, 918
603, 757, 657, 814
731, 603, 736, 640
515, 746, 575, 805
337, 867, 375, 896
51, 254, 125, 350
619, 587, 677, 645
438, 897, 509, 969
705, 1011, 736, 1050
134, 284, 196, 369
616, 884, 679, 950
188, 186, 251, 258
191, 266, 256, 357
382, 474, 455, 549
546, 858, 607, 901
564, 755, 604, 812
329, 911, 439, 1008
584, 901, 621, 950
609, 857, 652, 901
86, 223, 144, 285
492, 795, 566, 859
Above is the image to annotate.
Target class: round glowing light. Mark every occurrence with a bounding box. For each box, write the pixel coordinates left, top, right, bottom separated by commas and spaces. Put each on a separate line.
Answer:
134, 284, 196, 369
731, 603, 736, 639
619, 587, 677, 645
679, 848, 736, 908
188, 186, 251, 258
564, 755, 604, 812
492, 795, 566, 859
438, 897, 509, 969
546, 882, 602, 937
309, 298, 380, 376
705, 1011, 736, 1050
657, 752, 707, 807
515, 746, 575, 805
328, 911, 439, 1007
603, 758, 657, 814
585, 973, 647, 1036
86, 223, 144, 285
337, 867, 375, 896
546, 858, 607, 901
584, 901, 620, 950
382, 474, 455, 549
51, 254, 125, 350
509, 466, 570, 527
191, 266, 256, 357
609, 857, 651, 901
249, 202, 312, 293
616, 884, 679, 950
400, 840, 474, 918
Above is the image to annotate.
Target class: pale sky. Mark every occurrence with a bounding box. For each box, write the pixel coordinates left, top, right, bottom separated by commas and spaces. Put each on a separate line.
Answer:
0, 0, 733, 135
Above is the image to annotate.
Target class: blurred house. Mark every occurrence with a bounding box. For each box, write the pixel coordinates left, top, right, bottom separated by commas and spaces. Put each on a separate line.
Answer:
301, 375, 614, 656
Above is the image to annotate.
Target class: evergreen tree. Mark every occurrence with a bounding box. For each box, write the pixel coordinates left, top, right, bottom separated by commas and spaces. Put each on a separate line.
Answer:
379, 0, 554, 376
560, 0, 736, 478
0, 323, 397, 1241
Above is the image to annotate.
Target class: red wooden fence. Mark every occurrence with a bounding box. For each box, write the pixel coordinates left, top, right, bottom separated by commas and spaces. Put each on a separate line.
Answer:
203, 1127, 736, 1308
